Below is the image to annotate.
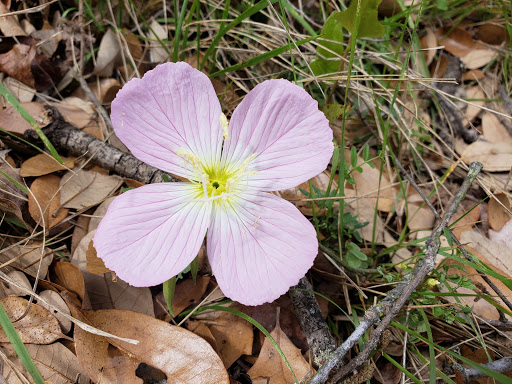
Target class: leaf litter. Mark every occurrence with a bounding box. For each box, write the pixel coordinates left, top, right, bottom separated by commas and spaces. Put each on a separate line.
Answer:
0, 0, 511, 382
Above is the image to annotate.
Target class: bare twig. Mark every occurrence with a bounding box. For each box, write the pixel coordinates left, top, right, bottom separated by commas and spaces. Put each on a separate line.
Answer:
454, 356, 512, 382
392, 156, 512, 313
309, 162, 483, 384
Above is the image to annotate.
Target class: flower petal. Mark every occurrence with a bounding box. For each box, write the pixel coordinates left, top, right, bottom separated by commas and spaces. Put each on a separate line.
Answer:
111, 62, 223, 179
207, 192, 317, 305
221, 79, 333, 191
93, 183, 210, 287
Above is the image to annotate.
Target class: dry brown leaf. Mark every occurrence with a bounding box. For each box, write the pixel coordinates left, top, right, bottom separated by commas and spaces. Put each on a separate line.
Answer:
60, 169, 122, 210
488, 194, 512, 231
489, 218, 512, 248
348, 155, 395, 212
248, 319, 313, 384
88, 196, 115, 232
72, 231, 154, 316
1, 342, 89, 384
461, 141, 512, 172
188, 320, 219, 352
94, 28, 122, 77
464, 86, 485, 124
0, 1, 26, 36
420, 28, 437, 66
461, 230, 512, 279
482, 113, 512, 144
86, 240, 111, 274
477, 23, 509, 45
0, 242, 53, 278
28, 174, 69, 229
52, 262, 86, 303
436, 27, 478, 57
73, 78, 121, 104
450, 203, 480, 238
75, 309, 229, 384
0, 101, 47, 135
440, 245, 512, 321
52, 99, 95, 130
20, 154, 75, 177
2, 271, 30, 297
36, 290, 72, 334
461, 49, 499, 69
71, 211, 92, 255
0, 44, 36, 88
461, 69, 486, 82
172, 276, 210, 315
148, 19, 169, 63
209, 306, 254, 368
0, 296, 64, 344
4, 76, 35, 102
407, 204, 436, 233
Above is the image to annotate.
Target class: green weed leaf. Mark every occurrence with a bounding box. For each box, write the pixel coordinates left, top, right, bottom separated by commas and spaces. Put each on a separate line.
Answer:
310, 13, 345, 76
335, 0, 385, 38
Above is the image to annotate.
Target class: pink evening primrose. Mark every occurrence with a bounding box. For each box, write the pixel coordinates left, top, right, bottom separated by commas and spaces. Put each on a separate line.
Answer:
93, 62, 333, 306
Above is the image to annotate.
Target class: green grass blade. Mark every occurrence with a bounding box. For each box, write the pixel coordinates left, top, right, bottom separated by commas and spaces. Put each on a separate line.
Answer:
163, 277, 178, 317
172, 0, 189, 62
393, 321, 512, 383
210, 35, 317, 77
0, 303, 45, 384
0, 84, 62, 164
0, 170, 30, 195
201, 0, 279, 69
280, 0, 316, 36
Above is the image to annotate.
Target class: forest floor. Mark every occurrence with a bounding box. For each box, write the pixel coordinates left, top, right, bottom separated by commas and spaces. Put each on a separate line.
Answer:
0, 0, 511, 383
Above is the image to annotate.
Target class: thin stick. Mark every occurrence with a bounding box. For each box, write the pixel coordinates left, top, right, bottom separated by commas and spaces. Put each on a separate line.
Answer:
309, 162, 483, 384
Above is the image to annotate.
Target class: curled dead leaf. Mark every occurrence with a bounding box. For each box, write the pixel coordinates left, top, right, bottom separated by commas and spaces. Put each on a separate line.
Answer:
28, 174, 69, 229
86, 240, 111, 274
36, 290, 72, 334
248, 318, 314, 384
60, 169, 122, 210
0, 342, 88, 384
461, 141, 512, 172
488, 194, 512, 231
20, 154, 75, 177
208, 306, 254, 368
0, 241, 53, 278
75, 309, 229, 383
52, 262, 86, 303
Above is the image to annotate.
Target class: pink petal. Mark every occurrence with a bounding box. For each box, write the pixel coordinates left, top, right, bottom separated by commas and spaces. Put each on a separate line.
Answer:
221, 79, 333, 191
207, 191, 318, 305
111, 62, 223, 179
93, 183, 210, 287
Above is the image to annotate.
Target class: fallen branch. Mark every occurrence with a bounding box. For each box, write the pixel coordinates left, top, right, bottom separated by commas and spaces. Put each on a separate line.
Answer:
25, 105, 175, 184
309, 162, 483, 384
289, 277, 336, 367
454, 356, 512, 383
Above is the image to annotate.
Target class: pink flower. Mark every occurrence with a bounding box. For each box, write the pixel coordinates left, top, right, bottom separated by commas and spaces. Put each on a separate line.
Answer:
93, 62, 333, 305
